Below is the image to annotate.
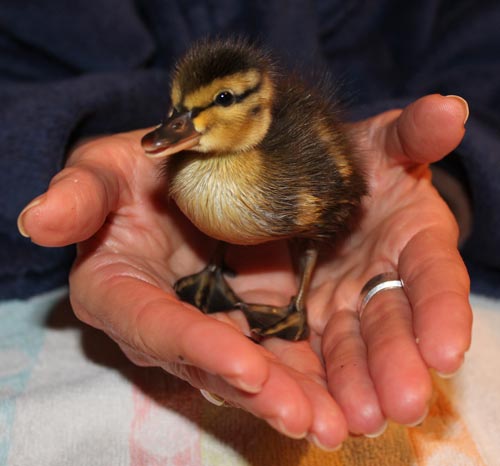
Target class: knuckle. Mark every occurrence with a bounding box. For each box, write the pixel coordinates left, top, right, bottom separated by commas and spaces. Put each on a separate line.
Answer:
69, 294, 97, 328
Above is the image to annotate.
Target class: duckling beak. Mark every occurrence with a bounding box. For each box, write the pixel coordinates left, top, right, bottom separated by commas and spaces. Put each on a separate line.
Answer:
142, 111, 201, 158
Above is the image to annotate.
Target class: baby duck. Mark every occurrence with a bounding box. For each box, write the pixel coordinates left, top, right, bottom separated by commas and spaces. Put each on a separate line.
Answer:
142, 38, 367, 341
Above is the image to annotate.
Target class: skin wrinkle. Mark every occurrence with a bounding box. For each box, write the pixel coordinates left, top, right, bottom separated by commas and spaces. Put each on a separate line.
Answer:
366, 192, 438, 261
323, 313, 360, 354
395, 108, 434, 165
265, 341, 327, 386
375, 110, 408, 168
362, 311, 414, 357
395, 111, 419, 163
326, 343, 368, 375
131, 294, 200, 363
178, 315, 269, 384
69, 293, 104, 330
397, 227, 472, 372
321, 310, 383, 432
77, 268, 173, 353
70, 141, 133, 202
400, 231, 465, 294
165, 360, 207, 387
405, 258, 468, 304
90, 178, 177, 263
117, 341, 154, 367
94, 196, 169, 248
99, 257, 172, 292
309, 285, 347, 332
56, 165, 111, 215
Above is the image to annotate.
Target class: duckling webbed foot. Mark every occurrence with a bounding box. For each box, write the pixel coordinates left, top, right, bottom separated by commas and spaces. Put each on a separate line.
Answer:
175, 242, 315, 342
236, 243, 318, 342
237, 298, 309, 341
175, 266, 309, 341
174, 264, 241, 313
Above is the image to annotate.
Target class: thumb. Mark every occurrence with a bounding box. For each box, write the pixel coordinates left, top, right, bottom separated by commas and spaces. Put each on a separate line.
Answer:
17, 162, 121, 247
382, 94, 469, 165
16, 129, 153, 246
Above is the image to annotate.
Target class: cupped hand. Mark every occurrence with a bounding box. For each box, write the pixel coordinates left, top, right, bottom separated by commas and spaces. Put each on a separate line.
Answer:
18, 94, 472, 448
17, 130, 346, 449
308, 94, 472, 435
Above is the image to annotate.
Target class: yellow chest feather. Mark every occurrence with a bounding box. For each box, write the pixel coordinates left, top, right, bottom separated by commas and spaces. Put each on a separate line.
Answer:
168, 151, 273, 245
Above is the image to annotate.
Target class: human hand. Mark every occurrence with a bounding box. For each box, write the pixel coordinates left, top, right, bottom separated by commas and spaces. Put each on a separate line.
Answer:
17, 129, 348, 449
305, 93, 472, 435
201, 94, 472, 438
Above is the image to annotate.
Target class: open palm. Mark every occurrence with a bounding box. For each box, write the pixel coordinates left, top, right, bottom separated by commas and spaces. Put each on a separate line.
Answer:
20, 94, 471, 450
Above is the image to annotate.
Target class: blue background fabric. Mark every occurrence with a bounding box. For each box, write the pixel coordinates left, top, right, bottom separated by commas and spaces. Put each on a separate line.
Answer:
1, 0, 499, 299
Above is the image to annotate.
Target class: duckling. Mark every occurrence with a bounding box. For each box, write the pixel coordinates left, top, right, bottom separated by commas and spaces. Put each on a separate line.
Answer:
142, 38, 367, 341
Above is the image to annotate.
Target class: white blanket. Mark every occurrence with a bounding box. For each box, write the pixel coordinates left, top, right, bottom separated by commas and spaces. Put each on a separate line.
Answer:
1, 289, 498, 466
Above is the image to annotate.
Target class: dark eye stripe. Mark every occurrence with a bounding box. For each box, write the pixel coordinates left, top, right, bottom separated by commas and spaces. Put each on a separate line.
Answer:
180, 80, 262, 119
234, 80, 262, 103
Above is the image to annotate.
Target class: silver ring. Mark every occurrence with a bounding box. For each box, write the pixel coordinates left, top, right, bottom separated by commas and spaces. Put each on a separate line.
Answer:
359, 272, 404, 318
200, 389, 226, 407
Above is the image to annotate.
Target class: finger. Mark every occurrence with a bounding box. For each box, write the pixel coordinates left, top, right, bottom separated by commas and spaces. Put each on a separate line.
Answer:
70, 265, 270, 394
322, 310, 386, 436
399, 228, 472, 376
360, 287, 432, 425
116, 331, 315, 439
382, 94, 468, 165
114, 339, 314, 439
263, 339, 348, 449
195, 362, 315, 440
18, 163, 121, 246
17, 130, 149, 246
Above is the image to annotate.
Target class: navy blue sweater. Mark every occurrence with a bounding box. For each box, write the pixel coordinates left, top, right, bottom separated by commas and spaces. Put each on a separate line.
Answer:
1, 0, 499, 299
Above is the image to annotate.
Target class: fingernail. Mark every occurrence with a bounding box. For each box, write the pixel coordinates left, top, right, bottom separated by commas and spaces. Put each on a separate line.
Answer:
405, 406, 429, 428
199, 389, 226, 407
446, 95, 470, 125
364, 420, 388, 439
307, 434, 343, 452
267, 418, 307, 440
435, 366, 462, 379
222, 375, 263, 394
17, 196, 45, 238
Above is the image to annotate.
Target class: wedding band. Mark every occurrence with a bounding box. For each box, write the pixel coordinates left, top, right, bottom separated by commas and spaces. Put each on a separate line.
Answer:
200, 389, 227, 407
359, 272, 404, 318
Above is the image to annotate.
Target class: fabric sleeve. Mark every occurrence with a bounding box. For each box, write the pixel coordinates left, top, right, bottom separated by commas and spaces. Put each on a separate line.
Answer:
0, 1, 171, 299
317, 0, 500, 294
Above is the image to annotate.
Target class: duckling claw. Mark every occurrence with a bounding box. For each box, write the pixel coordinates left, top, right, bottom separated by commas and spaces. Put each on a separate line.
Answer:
174, 266, 241, 313
237, 298, 309, 342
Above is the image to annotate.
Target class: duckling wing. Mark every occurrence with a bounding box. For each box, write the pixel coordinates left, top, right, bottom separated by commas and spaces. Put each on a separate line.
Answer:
259, 78, 367, 241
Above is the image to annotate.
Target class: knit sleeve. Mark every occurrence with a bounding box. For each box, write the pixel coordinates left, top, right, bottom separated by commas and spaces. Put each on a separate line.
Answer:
0, 0, 170, 298
317, 0, 500, 294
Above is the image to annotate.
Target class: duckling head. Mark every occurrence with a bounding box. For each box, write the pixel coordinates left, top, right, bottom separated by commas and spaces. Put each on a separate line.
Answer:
142, 39, 275, 157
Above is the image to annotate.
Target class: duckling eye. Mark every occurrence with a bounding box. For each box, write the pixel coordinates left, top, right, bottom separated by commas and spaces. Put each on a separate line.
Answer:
214, 90, 235, 107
